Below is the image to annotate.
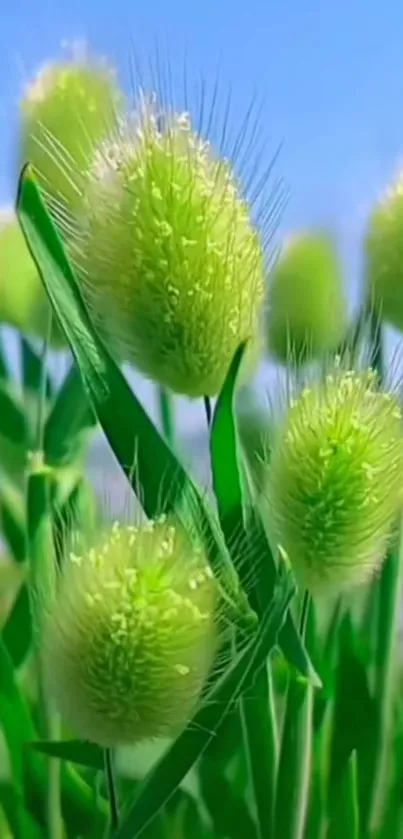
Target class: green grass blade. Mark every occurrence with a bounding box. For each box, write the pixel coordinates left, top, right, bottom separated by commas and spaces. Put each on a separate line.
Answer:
274, 677, 313, 839
240, 665, 278, 838
329, 614, 376, 823
0, 782, 41, 839
44, 365, 95, 467
210, 341, 321, 683
113, 573, 295, 839
2, 582, 31, 668
156, 386, 176, 447
328, 751, 359, 839
199, 755, 257, 839
29, 740, 104, 771
0, 482, 26, 562
0, 381, 29, 454
21, 336, 53, 399
26, 463, 62, 839
362, 543, 402, 833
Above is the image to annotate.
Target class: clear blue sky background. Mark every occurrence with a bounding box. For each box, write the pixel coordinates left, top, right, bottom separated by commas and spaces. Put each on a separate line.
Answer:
0, 0, 402, 429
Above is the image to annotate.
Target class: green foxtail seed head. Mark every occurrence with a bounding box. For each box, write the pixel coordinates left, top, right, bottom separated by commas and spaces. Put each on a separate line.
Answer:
266, 232, 347, 364
43, 517, 218, 746
0, 210, 64, 346
264, 368, 403, 594
20, 52, 122, 215
70, 100, 266, 396
365, 173, 403, 331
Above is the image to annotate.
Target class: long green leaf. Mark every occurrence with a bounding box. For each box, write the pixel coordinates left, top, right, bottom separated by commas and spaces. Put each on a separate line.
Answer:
210, 343, 278, 837
44, 365, 95, 467
274, 678, 313, 839
2, 582, 31, 668
328, 751, 359, 839
0, 382, 28, 449
210, 341, 321, 683
21, 336, 53, 399
29, 739, 103, 771
0, 482, 26, 562
199, 755, 257, 839
0, 781, 41, 839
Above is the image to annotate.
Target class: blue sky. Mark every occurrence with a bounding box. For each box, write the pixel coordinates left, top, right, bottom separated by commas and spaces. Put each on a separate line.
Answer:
1, 0, 402, 428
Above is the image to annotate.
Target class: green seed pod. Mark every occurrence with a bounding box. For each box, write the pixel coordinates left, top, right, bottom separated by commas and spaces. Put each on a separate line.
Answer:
72, 103, 266, 396
266, 232, 347, 364
264, 368, 403, 594
20, 53, 122, 214
365, 175, 403, 331
43, 517, 218, 746
0, 210, 64, 346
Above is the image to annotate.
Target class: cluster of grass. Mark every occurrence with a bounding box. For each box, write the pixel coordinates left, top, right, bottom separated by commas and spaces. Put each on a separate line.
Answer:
1, 45, 403, 839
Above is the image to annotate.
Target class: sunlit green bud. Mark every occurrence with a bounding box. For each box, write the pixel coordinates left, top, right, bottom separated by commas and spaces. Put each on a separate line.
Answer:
266, 232, 347, 364
20, 52, 122, 214
365, 174, 403, 331
264, 368, 403, 594
44, 517, 218, 746
73, 102, 265, 396
0, 210, 64, 345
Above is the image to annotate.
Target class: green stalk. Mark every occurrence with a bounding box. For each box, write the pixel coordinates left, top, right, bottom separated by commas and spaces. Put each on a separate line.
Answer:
240, 663, 278, 838
27, 459, 62, 839
363, 543, 402, 833
328, 751, 359, 839
157, 386, 175, 447
103, 748, 119, 835
205, 389, 280, 837
273, 593, 313, 839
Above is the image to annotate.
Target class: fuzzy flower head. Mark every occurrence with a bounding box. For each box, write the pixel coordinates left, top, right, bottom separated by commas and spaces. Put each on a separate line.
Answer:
266, 232, 347, 364
70, 97, 268, 396
20, 51, 122, 215
365, 173, 403, 332
264, 367, 403, 594
43, 516, 218, 747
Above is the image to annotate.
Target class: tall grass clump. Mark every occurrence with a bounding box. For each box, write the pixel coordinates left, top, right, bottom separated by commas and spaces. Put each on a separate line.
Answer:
1, 40, 403, 839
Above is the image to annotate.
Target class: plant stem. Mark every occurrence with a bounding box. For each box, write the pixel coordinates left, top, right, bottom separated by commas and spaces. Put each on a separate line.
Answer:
299, 590, 311, 638
368, 303, 383, 380
364, 544, 402, 832
104, 748, 119, 832
240, 663, 278, 838
273, 592, 313, 839
27, 464, 62, 839
157, 386, 175, 447
204, 395, 212, 427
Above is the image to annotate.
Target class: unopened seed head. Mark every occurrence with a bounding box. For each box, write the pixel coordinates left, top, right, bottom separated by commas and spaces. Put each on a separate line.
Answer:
264, 368, 403, 594
20, 56, 123, 215
365, 173, 403, 331
43, 517, 218, 746
0, 210, 64, 345
71, 101, 265, 396
266, 232, 347, 364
